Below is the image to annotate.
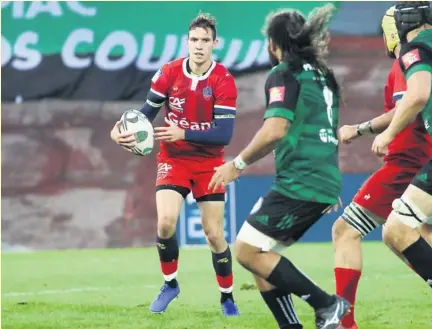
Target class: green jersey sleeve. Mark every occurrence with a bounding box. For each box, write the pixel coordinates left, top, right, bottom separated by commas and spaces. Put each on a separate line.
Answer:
264, 68, 299, 122
399, 43, 432, 79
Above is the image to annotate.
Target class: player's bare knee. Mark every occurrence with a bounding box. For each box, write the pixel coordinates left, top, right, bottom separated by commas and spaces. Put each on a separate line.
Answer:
382, 218, 400, 246
332, 217, 361, 244
382, 215, 417, 250
254, 276, 275, 291
157, 214, 177, 238
390, 196, 432, 230
204, 228, 225, 247
234, 240, 252, 267
339, 202, 381, 238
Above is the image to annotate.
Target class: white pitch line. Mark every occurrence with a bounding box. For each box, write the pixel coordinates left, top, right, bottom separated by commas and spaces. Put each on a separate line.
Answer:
3, 285, 158, 297
2, 274, 417, 298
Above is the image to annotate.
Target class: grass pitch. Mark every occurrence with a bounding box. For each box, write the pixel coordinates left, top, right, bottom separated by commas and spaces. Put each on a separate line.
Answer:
2, 242, 431, 329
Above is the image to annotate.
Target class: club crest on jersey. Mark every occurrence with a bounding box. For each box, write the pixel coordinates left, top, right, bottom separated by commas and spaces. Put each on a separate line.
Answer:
402, 49, 420, 69
269, 87, 285, 104
203, 87, 212, 100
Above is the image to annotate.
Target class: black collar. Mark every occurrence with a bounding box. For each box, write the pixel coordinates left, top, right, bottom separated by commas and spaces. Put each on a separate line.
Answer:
186, 59, 211, 77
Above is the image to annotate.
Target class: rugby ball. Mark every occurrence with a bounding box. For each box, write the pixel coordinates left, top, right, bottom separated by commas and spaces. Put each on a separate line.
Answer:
119, 109, 154, 156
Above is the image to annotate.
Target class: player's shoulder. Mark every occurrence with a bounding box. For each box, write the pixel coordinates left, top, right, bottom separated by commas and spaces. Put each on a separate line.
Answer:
161, 57, 185, 72
212, 62, 235, 80
398, 41, 432, 72
265, 63, 296, 87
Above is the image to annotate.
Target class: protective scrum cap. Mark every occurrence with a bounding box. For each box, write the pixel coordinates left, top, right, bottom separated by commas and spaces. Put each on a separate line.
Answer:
382, 6, 400, 57
394, 1, 432, 42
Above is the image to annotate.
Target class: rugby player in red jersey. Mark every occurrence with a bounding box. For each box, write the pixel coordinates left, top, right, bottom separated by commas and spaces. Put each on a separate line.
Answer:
332, 6, 432, 329
110, 13, 241, 316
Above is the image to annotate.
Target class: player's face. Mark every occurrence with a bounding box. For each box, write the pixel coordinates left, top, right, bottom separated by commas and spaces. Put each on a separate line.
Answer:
188, 28, 217, 65
267, 39, 279, 67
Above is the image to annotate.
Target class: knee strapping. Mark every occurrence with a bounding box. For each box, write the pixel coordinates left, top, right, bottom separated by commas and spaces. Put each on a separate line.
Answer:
392, 198, 432, 229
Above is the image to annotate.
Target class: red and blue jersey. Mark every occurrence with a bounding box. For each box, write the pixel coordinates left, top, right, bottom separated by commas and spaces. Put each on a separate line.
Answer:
144, 57, 237, 159
383, 59, 432, 165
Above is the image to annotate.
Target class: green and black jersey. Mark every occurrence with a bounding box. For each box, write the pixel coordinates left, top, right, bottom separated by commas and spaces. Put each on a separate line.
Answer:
264, 62, 341, 204
398, 29, 432, 136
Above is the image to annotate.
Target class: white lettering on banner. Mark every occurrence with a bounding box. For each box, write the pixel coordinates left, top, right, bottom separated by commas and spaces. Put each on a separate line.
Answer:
256, 39, 270, 65
1, 1, 11, 9
10, 32, 41, 70
3, 29, 273, 72
2, 1, 97, 19
62, 29, 93, 69
235, 40, 263, 70
95, 31, 138, 70
65, 2, 97, 17
176, 35, 189, 59
2, 1, 25, 17
26, 1, 62, 19
212, 36, 225, 62
136, 34, 178, 71
1, 36, 12, 67
167, 112, 211, 131
220, 39, 242, 68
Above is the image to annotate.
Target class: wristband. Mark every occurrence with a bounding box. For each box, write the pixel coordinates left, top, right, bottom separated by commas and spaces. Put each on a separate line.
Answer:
233, 156, 247, 170
356, 121, 374, 136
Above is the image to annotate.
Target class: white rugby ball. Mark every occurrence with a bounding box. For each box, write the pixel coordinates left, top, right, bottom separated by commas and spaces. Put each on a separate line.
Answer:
119, 109, 154, 156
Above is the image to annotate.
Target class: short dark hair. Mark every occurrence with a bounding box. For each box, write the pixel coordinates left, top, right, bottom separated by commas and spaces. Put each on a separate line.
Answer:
188, 12, 217, 40
264, 4, 340, 97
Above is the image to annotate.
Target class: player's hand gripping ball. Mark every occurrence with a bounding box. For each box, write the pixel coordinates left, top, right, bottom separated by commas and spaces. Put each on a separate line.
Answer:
111, 109, 154, 156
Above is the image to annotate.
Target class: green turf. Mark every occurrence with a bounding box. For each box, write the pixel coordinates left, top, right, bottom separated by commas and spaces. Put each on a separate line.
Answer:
2, 242, 431, 329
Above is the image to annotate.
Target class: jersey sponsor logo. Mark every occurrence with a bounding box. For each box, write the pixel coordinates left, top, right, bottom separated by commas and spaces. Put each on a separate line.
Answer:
169, 97, 186, 112
203, 87, 212, 100
402, 49, 421, 70
319, 128, 338, 145
217, 257, 229, 264
269, 87, 285, 104
167, 112, 212, 130
151, 69, 162, 83
157, 162, 172, 180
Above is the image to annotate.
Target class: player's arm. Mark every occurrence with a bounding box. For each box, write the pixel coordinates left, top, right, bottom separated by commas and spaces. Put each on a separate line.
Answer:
341, 69, 406, 142
184, 74, 237, 146
342, 107, 397, 143
386, 47, 432, 137
238, 117, 290, 165
359, 100, 401, 135
235, 70, 298, 167
139, 68, 169, 122
367, 63, 407, 134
